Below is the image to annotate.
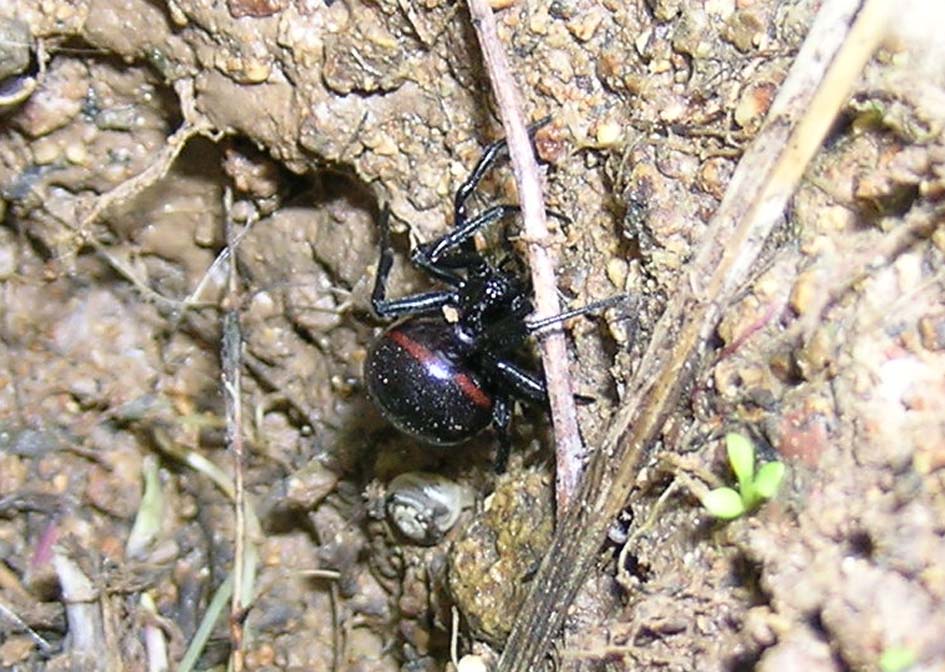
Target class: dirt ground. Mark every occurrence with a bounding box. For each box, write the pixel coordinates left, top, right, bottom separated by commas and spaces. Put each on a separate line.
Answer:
1, 0, 944, 670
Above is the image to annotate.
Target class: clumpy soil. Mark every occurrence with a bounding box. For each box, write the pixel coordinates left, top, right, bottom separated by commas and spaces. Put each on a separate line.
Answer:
1, 0, 944, 670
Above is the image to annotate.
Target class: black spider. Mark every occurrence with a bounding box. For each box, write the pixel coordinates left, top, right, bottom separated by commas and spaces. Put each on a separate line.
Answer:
364, 120, 608, 471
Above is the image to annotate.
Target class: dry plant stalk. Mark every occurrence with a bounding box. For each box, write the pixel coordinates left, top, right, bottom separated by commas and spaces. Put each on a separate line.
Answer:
466, 0, 585, 514
220, 187, 248, 671
493, 0, 892, 668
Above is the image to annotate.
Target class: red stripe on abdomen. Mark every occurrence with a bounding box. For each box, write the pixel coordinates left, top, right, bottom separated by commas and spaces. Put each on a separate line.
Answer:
389, 329, 492, 409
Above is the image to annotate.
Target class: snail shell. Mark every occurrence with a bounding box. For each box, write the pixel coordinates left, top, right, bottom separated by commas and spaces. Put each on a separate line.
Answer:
385, 472, 473, 545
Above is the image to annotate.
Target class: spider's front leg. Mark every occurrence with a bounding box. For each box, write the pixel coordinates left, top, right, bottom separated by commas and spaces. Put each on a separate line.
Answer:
414, 116, 565, 280
370, 204, 456, 319
453, 116, 552, 226
411, 204, 520, 277
412, 202, 570, 280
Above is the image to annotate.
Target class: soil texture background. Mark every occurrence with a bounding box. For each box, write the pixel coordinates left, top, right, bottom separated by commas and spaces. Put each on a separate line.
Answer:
1, 0, 944, 670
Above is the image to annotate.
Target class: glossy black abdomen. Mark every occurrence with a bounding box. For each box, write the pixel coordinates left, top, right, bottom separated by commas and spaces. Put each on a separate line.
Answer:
364, 320, 494, 445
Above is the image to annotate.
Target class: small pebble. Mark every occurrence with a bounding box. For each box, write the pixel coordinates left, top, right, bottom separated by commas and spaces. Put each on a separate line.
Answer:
918, 313, 945, 351
789, 269, 819, 315
64, 143, 88, 165
606, 257, 628, 289
32, 138, 60, 164
595, 121, 622, 148
567, 10, 603, 41
734, 82, 775, 130
457, 655, 489, 672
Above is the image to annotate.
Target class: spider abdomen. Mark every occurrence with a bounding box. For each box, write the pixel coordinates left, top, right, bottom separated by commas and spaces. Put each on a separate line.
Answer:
365, 319, 495, 446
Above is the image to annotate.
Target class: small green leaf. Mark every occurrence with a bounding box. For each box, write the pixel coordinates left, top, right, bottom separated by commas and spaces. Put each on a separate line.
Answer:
879, 646, 916, 672
725, 433, 755, 495
702, 487, 746, 520
754, 461, 786, 500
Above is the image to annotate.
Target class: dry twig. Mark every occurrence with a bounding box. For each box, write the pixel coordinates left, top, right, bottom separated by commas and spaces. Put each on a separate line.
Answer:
466, 0, 584, 514
221, 187, 249, 672
496, 0, 892, 668
52, 548, 107, 671
0, 597, 52, 655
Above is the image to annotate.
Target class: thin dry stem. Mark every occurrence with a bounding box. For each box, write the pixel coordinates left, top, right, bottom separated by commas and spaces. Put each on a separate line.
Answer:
221, 187, 247, 672
0, 597, 52, 654
53, 548, 107, 670
466, 0, 583, 514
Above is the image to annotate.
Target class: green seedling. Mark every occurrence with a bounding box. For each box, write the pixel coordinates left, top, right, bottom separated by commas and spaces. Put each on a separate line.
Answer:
702, 432, 786, 520
879, 646, 917, 672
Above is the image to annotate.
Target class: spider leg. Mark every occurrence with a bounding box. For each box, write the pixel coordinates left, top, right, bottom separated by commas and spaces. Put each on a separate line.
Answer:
492, 395, 512, 473
414, 203, 569, 275
488, 358, 548, 404
372, 291, 455, 319
454, 116, 552, 225
371, 204, 457, 318
490, 352, 597, 407
415, 205, 518, 268
488, 358, 596, 471
525, 295, 627, 333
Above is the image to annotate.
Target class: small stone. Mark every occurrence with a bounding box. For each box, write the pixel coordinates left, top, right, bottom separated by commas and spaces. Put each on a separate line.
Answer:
606, 257, 628, 289
706, 0, 735, 16
546, 49, 574, 82
489, 0, 516, 8
734, 82, 776, 130
64, 142, 88, 165
724, 10, 763, 52
364, 131, 398, 156
776, 401, 831, 464
789, 269, 820, 315
933, 227, 945, 254
650, 58, 672, 75
918, 313, 945, 351
244, 643, 277, 668
52, 472, 68, 493
54, 2, 76, 20
0, 635, 34, 667
635, 28, 652, 57
442, 305, 460, 323
659, 99, 686, 122
0, 244, 14, 281
0, 453, 27, 496
698, 157, 730, 199
242, 59, 271, 83
32, 139, 59, 165
594, 121, 622, 148
566, 9, 603, 41
226, 0, 285, 18
457, 655, 489, 672
796, 325, 835, 379
528, 6, 550, 34
285, 461, 339, 508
